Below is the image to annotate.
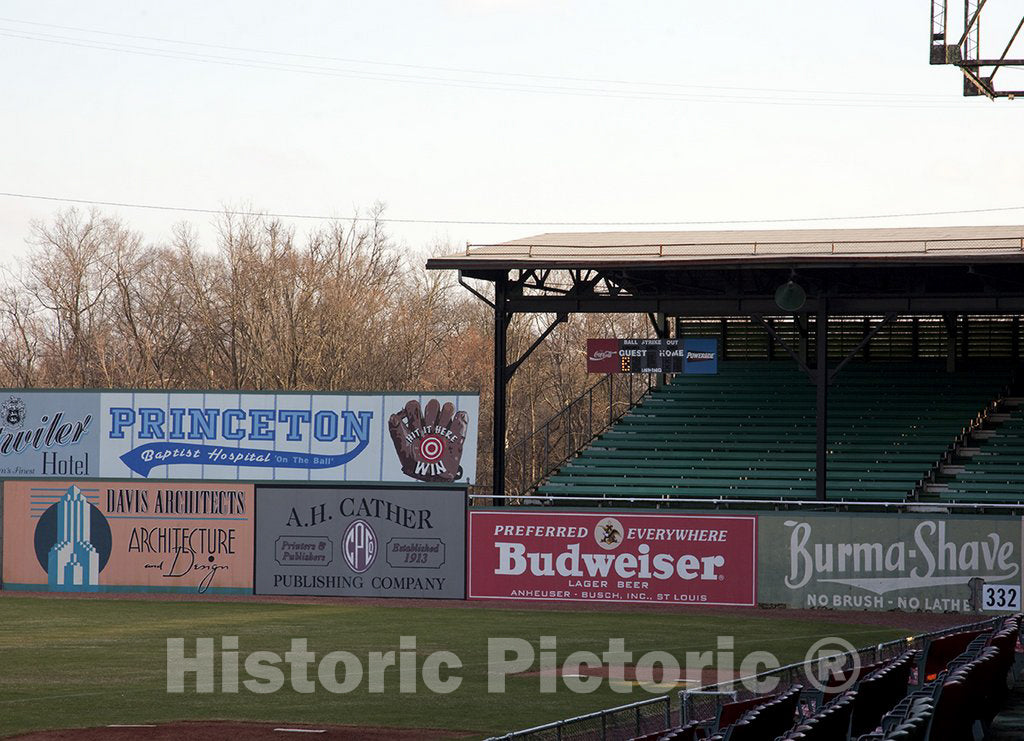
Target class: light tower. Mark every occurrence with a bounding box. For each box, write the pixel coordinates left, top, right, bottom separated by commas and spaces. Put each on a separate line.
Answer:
930, 0, 1024, 98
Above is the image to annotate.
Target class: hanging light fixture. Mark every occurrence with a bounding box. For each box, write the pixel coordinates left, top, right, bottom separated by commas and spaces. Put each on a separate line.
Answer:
774, 272, 807, 312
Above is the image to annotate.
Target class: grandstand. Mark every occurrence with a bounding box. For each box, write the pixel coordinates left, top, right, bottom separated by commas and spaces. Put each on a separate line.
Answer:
538, 358, 1016, 504
428, 224, 1024, 506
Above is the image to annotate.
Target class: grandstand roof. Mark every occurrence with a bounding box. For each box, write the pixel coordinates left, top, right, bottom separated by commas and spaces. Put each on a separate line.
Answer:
426, 224, 1024, 271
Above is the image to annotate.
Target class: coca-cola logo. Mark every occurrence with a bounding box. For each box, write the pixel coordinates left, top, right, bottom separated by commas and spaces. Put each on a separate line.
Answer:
343, 519, 378, 573
588, 350, 618, 361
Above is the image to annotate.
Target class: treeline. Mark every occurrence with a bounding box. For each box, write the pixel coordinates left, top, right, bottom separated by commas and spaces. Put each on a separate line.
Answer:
0, 208, 645, 490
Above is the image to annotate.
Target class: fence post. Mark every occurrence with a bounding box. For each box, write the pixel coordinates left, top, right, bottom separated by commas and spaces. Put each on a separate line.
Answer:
609, 374, 614, 425
544, 423, 550, 478
589, 386, 594, 439
521, 440, 527, 496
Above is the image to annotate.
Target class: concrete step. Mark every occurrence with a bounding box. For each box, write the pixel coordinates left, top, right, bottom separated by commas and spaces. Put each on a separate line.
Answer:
940, 465, 967, 475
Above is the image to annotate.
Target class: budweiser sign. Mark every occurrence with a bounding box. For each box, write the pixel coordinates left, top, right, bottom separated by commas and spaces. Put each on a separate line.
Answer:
468, 511, 756, 605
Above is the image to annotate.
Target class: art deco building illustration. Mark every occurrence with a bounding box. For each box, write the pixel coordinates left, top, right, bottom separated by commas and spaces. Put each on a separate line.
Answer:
47, 485, 100, 590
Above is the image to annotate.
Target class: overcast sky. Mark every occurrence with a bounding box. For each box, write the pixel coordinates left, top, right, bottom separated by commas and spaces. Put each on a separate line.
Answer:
2, 1, 1022, 261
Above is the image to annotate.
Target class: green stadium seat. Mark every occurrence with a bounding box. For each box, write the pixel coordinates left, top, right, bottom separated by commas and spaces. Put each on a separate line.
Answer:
533, 360, 1011, 504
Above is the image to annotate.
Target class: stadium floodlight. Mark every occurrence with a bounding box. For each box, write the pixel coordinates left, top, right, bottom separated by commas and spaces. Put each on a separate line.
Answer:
930, 0, 1024, 99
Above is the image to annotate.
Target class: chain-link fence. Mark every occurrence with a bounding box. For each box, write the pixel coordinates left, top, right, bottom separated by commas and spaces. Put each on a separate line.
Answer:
484, 696, 671, 741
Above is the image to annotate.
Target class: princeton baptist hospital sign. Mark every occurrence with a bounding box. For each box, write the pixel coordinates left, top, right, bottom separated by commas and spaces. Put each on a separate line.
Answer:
0, 391, 479, 485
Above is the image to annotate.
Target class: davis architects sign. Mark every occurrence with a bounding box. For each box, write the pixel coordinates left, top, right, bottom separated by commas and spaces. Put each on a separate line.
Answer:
758, 512, 1023, 612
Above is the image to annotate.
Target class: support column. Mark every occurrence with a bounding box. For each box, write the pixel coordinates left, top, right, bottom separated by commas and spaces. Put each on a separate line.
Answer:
816, 302, 828, 502
961, 313, 970, 363
492, 277, 509, 505
797, 313, 809, 366
944, 313, 957, 372
1012, 316, 1020, 363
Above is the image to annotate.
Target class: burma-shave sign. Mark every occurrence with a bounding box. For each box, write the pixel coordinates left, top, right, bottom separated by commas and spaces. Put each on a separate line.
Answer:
254, 487, 466, 598
758, 512, 1024, 613
586, 338, 718, 374
468, 510, 756, 605
2, 480, 254, 594
0, 390, 478, 484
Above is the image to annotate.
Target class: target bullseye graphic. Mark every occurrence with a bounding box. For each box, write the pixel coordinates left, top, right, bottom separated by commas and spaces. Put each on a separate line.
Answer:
419, 434, 445, 462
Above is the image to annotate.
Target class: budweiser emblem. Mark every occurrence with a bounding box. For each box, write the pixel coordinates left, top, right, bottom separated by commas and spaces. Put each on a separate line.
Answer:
343, 518, 378, 573
595, 517, 623, 550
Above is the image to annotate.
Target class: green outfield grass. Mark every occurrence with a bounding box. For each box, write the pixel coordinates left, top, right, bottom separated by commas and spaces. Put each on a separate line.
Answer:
0, 597, 924, 738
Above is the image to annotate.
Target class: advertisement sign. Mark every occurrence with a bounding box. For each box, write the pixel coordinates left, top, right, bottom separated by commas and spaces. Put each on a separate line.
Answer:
758, 513, 1024, 612
586, 339, 719, 374
2, 480, 254, 594
0, 392, 98, 478
0, 390, 478, 484
254, 486, 466, 599
468, 510, 756, 605
682, 338, 719, 374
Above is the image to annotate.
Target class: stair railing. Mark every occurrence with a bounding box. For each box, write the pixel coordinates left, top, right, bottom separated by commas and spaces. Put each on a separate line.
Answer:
505, 373, 655, 499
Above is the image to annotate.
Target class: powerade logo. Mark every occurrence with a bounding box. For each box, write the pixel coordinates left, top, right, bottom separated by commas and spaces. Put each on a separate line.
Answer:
107, 406, 373, 477
682, 339, 718, 375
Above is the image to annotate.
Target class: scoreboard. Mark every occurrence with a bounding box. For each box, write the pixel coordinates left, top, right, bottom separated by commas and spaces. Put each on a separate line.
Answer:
586, 338, 718, 374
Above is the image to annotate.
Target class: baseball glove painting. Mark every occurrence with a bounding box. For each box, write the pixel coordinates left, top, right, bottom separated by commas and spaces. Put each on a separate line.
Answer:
388, 399, 469, 483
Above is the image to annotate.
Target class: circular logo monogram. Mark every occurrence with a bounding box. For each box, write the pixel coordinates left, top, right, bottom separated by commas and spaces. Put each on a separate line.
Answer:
418, 434, 446, 463
342, 519, 378, 573
595, 517, 624, 550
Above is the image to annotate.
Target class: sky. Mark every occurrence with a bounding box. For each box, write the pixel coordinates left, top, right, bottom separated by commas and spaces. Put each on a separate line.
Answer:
1, 1, 1023, 261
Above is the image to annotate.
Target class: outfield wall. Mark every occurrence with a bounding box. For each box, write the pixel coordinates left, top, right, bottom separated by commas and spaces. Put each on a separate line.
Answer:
466, 508, 1024, 614
4, 490, 1023, 613
1, 481, 467, 598
0, 389, 477, 597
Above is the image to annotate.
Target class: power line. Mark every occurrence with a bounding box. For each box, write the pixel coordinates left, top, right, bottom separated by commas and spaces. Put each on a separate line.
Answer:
0, 24, 978, 109
2, 190, 1024, 227
0, 15, 957, 101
